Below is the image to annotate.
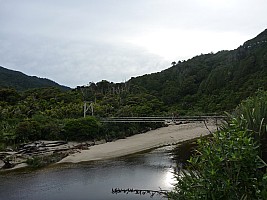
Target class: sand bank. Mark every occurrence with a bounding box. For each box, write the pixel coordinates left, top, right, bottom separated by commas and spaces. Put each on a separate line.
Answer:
58, 122, 218, 163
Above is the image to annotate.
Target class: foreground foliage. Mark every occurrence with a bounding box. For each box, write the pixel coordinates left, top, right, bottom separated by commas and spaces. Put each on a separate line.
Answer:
169, 122, 267, 199
169, 92, 267, 200
232, 90, 267, 162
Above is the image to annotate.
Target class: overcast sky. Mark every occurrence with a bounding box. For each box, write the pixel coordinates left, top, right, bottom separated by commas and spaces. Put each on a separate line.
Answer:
0, 0, 267, 87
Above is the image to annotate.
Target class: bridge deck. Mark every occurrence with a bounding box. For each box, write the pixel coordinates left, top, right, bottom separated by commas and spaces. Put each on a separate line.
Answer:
101, 116, 225, 123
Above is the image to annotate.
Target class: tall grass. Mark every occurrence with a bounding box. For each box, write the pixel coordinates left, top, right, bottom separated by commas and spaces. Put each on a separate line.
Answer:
233, 90, 267, 161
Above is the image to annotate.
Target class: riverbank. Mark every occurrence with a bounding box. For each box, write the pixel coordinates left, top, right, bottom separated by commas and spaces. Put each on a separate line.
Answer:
58, 121, 218, 163
0, 121, 218, 171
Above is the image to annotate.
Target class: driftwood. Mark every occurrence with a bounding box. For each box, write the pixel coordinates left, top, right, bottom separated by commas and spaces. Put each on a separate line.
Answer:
13, 141, 90, 157
53, 145, 88, 153
0, 140, 101, 169
43, 141, 67, 147
2, 159, 15, 169
19, 141, 66, 149
112, 188, 168, 198
1, 141, 72, 169
0, 152, 14, 159
94, 139, 106, 145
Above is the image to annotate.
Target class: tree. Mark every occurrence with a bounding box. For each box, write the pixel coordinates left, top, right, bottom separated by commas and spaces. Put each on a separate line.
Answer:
15, 120, 41, 142
62, 117, 101, 141
0, 88, 20, 104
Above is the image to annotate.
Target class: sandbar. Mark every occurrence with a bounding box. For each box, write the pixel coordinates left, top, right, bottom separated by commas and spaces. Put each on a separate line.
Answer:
58, 122, 218, 163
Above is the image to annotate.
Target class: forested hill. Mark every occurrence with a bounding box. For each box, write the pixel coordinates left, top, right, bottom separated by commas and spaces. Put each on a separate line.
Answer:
0, 66, 70, 91
0, 29, 267, 148
128, 29, 267, 114
1, 29, 266, 116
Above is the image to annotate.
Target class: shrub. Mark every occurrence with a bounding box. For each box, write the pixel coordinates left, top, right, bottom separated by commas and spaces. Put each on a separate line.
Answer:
232, 90, 267, 162
15, 120, 41, 142
32, 115, 63, 140
26, 153, 68, 168
168, 120, 266, 200
62, 117, 101, 141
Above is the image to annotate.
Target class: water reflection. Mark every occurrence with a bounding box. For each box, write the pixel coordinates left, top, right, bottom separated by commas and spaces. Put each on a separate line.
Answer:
0, 145, 185, 200
171, 140, 198, 169
164, 168, 176, 188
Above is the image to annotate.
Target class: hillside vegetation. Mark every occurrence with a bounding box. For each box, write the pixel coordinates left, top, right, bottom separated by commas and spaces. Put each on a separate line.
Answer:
0, 29, 267, 147
0, 66, 69, 91
129, 29, 267, 114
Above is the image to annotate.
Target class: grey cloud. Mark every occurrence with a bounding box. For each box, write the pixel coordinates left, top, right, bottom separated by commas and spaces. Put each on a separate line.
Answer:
0, 33, 168, 87
0, 0, 267, 87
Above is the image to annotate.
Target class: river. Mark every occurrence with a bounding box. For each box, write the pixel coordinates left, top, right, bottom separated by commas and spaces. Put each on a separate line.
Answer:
0, 143, 195, 200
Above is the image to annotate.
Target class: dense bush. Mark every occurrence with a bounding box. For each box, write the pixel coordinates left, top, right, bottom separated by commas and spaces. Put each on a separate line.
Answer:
169, 121, 266, 199
232, 90, 267, 162
0, 119, 18, 145
169, 92, 267, 200
102, 122, 164, 141
12, 116, 64, 142
62, 117, 101, 141
15, 120, 42, 142
30, 115, 63, 140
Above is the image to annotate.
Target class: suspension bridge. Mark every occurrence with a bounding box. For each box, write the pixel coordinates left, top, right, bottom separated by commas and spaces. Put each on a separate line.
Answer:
100, 116, 225, 124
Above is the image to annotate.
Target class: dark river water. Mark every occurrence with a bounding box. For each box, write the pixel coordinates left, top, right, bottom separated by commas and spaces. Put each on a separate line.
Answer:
0, 143, 195, 200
